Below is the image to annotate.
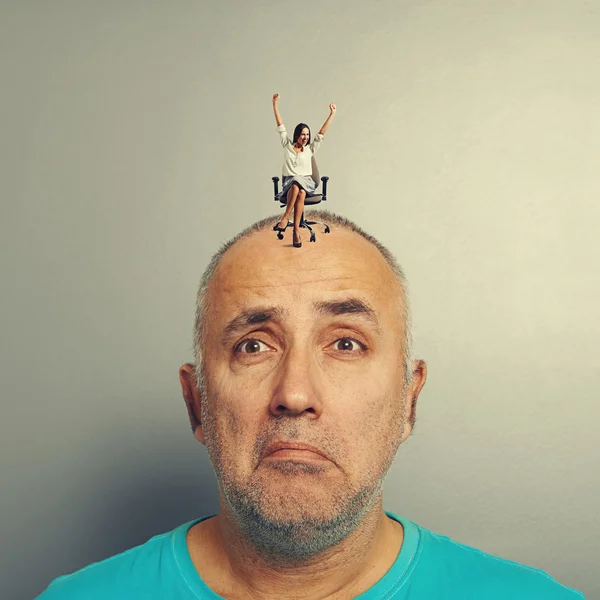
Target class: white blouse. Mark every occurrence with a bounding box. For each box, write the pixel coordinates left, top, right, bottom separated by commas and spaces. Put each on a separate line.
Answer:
276, 124, 324, 177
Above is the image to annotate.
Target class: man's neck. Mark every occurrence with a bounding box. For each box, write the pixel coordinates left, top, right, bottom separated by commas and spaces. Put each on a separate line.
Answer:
186, 506, 404, 600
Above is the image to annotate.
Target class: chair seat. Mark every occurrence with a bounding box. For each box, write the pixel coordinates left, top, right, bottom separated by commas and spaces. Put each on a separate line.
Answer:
304, 194, 323, 205
280, 193, 322, 206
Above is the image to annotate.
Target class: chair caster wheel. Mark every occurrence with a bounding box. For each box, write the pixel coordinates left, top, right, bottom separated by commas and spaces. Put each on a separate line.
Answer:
310, 235, 316, 243
324, 226, 330, 233
277, 233, 283, 240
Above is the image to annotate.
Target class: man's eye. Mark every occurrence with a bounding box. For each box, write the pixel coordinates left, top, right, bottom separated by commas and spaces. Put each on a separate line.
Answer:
236, 339, 269, 354
332, 338, 364, 352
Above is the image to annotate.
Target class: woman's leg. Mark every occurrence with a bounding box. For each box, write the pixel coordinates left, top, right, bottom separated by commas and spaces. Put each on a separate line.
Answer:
293, 189, 306, 243
278, 184, 300, 227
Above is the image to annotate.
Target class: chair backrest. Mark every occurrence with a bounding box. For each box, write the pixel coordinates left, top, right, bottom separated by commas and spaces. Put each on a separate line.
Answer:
311, 156, 320, 188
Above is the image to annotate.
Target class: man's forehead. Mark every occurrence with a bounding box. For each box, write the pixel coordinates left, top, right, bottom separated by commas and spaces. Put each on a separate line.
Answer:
206, 227, 403, 320
215, 227, 394, 287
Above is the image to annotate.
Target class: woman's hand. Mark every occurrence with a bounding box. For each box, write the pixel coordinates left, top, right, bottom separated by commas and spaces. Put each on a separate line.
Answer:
329, 103, 336, 115
273, 93, 280, 104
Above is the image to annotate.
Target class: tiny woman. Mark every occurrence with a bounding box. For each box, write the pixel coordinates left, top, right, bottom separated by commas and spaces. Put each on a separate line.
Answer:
272, 93, 336, 248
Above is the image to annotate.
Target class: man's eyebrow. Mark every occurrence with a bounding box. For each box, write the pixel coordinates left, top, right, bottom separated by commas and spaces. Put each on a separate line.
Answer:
314, 298, 382, 332
221, 307, 284, 341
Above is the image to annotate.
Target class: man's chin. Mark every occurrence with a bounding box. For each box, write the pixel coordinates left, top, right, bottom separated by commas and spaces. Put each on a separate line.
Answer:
257, 497, 341, 527
250, 476, 372, 526
223, 473, 345, 525
223, 483, 377, 561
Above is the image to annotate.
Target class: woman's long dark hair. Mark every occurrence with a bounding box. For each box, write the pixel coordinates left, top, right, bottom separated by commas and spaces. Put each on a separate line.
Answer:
293, 123, 311, 146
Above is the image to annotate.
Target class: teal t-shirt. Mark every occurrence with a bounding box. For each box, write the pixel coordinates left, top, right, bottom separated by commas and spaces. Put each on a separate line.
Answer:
36, 513, 584, 599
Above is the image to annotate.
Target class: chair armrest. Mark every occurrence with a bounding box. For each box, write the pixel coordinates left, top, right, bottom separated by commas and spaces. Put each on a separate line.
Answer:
321, 176, 329, 201
272, 176, 280, 198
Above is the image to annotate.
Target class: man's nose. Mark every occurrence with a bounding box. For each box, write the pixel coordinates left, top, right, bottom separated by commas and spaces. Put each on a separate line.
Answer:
269, 345, 322, 418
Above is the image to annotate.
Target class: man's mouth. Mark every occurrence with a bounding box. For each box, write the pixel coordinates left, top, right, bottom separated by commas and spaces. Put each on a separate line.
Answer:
262, 441, 330, 462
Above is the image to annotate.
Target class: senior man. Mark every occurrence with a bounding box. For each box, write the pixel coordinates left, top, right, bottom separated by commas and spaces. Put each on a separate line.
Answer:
37, 211, 583, 599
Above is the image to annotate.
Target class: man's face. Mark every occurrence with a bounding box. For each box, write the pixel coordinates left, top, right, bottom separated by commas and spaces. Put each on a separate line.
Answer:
190, 227, 421, 540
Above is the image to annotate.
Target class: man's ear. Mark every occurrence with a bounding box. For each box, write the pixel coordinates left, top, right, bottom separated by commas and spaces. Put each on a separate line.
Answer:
402, 360, 427, 441
179, 363, 205, 444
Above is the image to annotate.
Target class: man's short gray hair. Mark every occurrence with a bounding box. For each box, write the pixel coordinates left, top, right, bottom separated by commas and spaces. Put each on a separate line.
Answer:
193, 209, 414, 394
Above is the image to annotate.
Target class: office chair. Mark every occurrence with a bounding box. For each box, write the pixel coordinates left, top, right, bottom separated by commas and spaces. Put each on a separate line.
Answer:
272, 156, 331, 242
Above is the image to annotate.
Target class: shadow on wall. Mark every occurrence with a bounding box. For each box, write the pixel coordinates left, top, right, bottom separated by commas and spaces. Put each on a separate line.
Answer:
16, 439, 219, 600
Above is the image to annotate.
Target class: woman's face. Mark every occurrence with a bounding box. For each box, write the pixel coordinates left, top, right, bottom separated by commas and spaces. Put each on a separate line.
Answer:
297, 128, 310, 146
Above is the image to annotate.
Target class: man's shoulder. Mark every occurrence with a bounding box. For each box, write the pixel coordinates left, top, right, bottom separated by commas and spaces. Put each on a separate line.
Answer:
413, 521, 584, 598
35, 521, 196, 599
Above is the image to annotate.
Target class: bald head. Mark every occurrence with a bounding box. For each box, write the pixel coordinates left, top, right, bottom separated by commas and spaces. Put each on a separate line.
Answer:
193, 210, 413, 394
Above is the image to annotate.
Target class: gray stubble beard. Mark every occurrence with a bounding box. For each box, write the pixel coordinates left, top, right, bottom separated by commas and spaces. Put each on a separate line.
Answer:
199, 386, 406, 565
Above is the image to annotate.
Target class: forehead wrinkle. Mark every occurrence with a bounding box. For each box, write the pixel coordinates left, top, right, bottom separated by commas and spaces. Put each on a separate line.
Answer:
217, 273, 402, 321
220, 274, 375, 293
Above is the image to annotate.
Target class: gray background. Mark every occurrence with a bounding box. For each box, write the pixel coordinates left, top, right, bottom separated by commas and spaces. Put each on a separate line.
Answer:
1, 1, 598, 598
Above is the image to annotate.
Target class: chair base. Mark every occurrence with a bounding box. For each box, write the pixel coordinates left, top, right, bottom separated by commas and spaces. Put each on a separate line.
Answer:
276, 217, 331, 242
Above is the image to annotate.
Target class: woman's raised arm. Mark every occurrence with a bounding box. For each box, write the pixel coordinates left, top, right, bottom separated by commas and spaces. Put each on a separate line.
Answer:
272, 93, 283, 126
318, 103, 336, 136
